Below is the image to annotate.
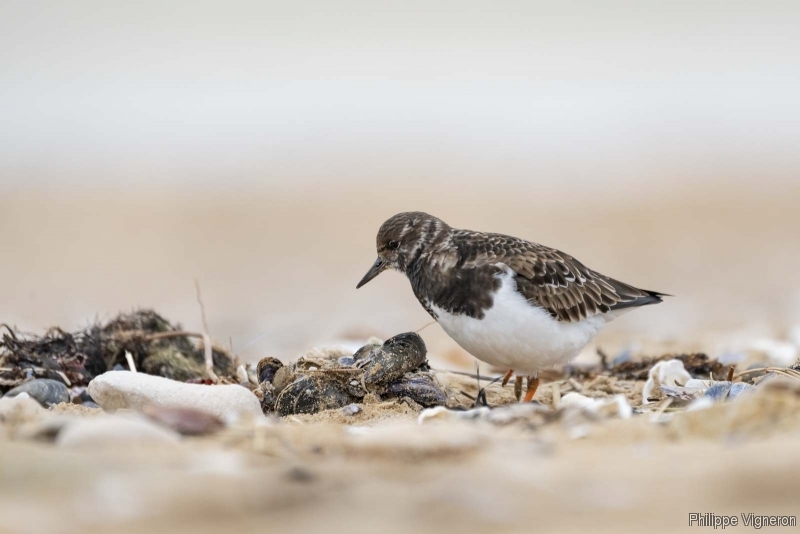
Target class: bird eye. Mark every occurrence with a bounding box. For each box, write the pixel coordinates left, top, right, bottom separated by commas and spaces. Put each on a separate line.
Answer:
387, 240, 399, 250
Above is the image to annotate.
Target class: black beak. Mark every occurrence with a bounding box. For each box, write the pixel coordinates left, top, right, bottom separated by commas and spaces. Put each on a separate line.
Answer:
356, 257, 387, 289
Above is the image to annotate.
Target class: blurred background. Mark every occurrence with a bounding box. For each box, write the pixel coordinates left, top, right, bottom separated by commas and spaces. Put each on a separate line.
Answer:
2, 0, 799, 364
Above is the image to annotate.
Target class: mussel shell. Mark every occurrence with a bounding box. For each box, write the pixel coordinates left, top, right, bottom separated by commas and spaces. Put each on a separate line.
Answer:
362, 332, 427, 388
703, 381, 755, 401
337, 356, 356, 367
385, 374, 446, 407
256, 357, 284, 384
274, 375, 357, 416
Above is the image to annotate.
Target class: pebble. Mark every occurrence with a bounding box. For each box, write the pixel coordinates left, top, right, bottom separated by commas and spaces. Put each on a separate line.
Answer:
88, 371, 262, 419
3, 379, 69, 407
56, 414, 181, 448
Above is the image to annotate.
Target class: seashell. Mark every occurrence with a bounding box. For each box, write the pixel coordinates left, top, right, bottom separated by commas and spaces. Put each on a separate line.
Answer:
3, 379, 69, 407
385, 374, 446, 407
702, 381, 755, 401
271, 366, 296, 394
337, 356, 356, 367
642, 359, 692, 405
274, 375, 357, 416
360, 332, 427, 388
729, 382, 755, 399
256, 357, 284, 384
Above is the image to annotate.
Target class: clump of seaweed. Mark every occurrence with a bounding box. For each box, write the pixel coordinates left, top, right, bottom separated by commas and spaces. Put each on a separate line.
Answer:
0, 310, 238, 393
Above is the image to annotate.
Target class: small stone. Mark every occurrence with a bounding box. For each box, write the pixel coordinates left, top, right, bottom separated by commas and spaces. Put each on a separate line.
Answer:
56, 414, 181, 448
88, 371, 262, 419
3, 379, 70, 407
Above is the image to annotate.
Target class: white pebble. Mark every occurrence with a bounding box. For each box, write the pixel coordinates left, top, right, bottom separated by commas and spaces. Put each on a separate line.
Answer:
88, 372, 262, 419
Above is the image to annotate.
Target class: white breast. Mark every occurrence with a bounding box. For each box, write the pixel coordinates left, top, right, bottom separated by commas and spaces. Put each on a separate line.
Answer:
431, 269, 617, 374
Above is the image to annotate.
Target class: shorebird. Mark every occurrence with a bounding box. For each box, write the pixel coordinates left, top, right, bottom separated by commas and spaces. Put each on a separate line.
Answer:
356, 212, 666, 402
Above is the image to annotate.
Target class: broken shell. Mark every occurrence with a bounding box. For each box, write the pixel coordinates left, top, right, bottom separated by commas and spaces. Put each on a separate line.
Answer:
256, 357, 284, 384
352, 341, 382, 362
258, 382, 277, 413
338, 356, 356, 367
361, 332, 427, 388
272, 366, 296, 394
703, 381, 755, 401
642, 359, 692, 405
385, 374, 446, 407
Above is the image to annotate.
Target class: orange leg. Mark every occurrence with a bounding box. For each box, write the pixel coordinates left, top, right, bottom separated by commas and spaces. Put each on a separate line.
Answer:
523, 375, 540, 403
501, 369, 514, 387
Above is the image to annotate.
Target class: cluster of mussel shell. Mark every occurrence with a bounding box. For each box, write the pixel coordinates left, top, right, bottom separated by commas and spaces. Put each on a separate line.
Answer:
255, 332, 447, 416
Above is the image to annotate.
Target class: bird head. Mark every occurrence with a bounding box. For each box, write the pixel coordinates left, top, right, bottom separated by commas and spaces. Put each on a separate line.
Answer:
356, 211, 445, 288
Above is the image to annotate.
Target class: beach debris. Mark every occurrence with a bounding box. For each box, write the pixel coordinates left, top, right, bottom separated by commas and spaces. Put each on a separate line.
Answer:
56, 413, 181, 448
88, 371, 262, 419
0, 310, 239, 392
642, 359, 693, 404
258, 332, 446, 416
3, 378, 69, 407
609, 352, 727, 381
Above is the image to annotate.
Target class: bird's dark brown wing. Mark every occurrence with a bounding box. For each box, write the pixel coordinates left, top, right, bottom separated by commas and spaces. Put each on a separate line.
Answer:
455, 231, 664, 322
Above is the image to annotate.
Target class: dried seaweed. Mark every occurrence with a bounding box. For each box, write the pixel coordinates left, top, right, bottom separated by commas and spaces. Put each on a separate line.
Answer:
0, 309, 238, 393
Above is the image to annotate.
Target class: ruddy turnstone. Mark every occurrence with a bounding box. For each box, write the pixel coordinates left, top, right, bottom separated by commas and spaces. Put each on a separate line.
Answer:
356, 212, 666, 402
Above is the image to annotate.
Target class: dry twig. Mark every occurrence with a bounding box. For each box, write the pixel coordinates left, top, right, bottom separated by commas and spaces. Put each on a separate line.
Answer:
195, 279, 219, 383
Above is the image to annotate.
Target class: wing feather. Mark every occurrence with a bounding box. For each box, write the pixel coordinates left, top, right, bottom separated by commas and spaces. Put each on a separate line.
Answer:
456, 231, 664, 322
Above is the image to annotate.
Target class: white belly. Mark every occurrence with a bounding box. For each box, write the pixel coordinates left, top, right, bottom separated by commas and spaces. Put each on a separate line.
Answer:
431, 270, 617, 374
